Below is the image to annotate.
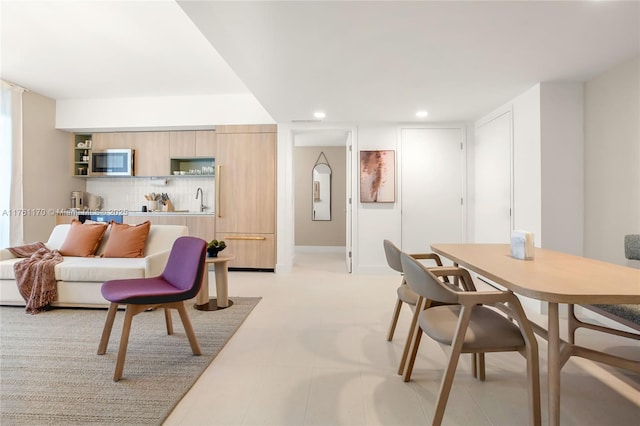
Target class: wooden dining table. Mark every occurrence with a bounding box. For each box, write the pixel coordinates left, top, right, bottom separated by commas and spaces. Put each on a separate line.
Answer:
430, 243, 640, 426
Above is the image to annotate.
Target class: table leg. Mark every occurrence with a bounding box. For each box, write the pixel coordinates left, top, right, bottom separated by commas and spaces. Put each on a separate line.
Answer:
214, 260, 229, 308
195, 264, 210, 306
548, 302, 561, 426
195, 260, 233, 311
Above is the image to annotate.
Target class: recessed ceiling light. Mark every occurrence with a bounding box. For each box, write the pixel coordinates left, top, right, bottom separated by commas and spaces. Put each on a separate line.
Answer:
314, 111, 326, 119
416, 110, 429, 118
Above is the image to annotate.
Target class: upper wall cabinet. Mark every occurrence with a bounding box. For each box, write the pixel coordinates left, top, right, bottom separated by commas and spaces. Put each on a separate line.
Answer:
130, 132, 170, 176
195, 130, 215, 157
92, 132, 128, 150
87, 131, 170, 176
169, 130, 216, 158
169, 131, 196, 158
74, 130, 215, 178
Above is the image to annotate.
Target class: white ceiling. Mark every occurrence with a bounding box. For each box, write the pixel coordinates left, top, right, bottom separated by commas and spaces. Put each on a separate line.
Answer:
2, 1, 639, 124
0, 0, 249, 99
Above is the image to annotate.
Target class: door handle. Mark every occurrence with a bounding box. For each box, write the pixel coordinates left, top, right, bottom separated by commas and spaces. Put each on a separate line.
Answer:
216, 165, 221, 218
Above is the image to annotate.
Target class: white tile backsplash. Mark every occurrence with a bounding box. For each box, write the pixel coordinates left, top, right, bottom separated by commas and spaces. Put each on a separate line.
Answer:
86, 177, 215, 213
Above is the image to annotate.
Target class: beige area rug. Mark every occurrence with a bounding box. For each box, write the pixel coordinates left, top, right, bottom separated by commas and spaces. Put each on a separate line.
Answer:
0, 298, 260, 425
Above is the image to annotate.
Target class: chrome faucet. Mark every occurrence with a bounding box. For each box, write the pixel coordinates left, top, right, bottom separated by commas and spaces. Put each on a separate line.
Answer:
195, 187, 206, 212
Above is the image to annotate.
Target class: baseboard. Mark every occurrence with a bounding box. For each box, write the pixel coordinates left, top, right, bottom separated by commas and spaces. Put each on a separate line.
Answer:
295, 245, 345, 254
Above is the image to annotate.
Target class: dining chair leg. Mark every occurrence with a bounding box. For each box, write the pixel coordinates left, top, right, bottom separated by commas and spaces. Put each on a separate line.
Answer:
97, 302, 118, 355
164, 308, 174, 335
432, 305, 472, 426
477, 353, 486, 381
472, 353, 477, 378
387, 298, 403, 341
174, 302, 202, 355
113, 304, 146, 382
403, 324, 423, 382
398, 296, 423, 375
525, 339, 541, 425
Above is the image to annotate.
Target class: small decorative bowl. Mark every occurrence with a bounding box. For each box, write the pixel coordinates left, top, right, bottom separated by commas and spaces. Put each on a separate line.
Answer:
207, 247, 225, 257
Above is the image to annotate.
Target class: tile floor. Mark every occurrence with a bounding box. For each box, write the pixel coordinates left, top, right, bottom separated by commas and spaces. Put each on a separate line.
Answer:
165, 252, 639, 425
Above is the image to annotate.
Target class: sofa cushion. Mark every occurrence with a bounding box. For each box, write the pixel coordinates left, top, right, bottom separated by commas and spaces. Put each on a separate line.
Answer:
101, 221, 151, 258
0, 258, 23, 280
143, 225, 189, 256
56, 257, 147, 282
58, 220, 108, 257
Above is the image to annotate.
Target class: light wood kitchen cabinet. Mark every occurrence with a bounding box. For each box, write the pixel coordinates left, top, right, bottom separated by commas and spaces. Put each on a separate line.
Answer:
195, 130, 215, 157
90, 132, 170, 176
129, 132, 170, 176
169, 130, 215, 158
169, 131, 196, 158
55, 215, 75, 225
215, 124, 276, 270
186, 215, 215, 242
124, 214, 214, 242
124, 214, 184, 226
78, 130, 214, 178
92, 132, 129, 150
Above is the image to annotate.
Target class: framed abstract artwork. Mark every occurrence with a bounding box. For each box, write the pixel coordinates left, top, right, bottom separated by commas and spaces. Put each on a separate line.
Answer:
359, 150, 395, 203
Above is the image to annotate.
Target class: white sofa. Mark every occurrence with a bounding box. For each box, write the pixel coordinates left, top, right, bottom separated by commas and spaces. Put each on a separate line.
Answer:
0, 224, 188, 308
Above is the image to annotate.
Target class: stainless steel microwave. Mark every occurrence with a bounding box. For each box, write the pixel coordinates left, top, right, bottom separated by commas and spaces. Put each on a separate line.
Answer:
90, 149, 135, 176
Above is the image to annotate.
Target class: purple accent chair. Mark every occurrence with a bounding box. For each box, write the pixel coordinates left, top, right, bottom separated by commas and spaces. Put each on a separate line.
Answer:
97, 236, 207, 381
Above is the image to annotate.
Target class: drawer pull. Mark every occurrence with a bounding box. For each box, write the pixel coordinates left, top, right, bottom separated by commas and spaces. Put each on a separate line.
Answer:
225, 236, 267, 241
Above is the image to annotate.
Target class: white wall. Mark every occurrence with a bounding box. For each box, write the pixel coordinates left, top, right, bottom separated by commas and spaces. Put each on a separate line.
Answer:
584, 56, 640, 265
474, 82, 584, 254
56, 94, 274, 131
22, 91, 78, 242
540, 82, 584, 255
276, 124, 295, 273
354, 125, 402, 274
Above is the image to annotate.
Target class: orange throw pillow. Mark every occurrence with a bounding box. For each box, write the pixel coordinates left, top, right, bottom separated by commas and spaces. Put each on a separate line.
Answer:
59, 219, 108, 257
101, 221, 151, 258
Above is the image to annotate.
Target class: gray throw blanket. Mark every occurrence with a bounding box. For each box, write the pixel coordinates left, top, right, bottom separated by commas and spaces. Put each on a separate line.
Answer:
9, 242, 63, 314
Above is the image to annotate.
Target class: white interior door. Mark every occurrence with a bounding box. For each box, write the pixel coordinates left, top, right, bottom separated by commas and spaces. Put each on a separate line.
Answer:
474, 111, 512, 243
401, 128, 464, 254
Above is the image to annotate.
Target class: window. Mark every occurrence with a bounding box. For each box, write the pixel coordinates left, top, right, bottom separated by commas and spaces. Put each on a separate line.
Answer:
1, 80, 24, 246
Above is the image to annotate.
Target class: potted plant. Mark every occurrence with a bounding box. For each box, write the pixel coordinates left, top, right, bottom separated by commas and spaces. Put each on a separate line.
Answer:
207, 239, 226, 257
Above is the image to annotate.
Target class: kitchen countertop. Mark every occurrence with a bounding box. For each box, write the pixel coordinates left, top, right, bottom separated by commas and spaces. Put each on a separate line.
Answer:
128, 211, 214, 216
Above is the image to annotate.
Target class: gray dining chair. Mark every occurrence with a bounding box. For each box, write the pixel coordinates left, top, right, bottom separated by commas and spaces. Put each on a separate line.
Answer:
384, 240, 485, 379
567, 234, 640, 343
384, 240, 456, 375
400, 252, 541, 426
384, 239, 444, 342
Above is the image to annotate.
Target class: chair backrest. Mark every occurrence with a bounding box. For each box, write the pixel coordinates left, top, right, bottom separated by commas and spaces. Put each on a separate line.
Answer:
401, 252, 460, 304
383, 240, 403, 273
161, 236, 207, 297
624, 234, 640, 260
